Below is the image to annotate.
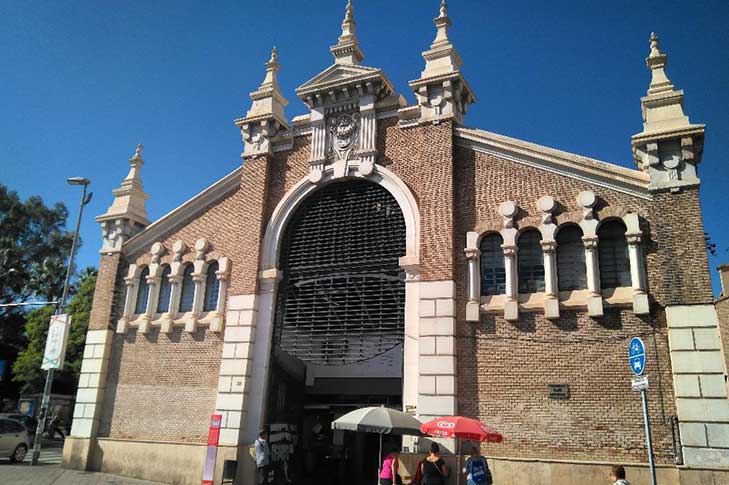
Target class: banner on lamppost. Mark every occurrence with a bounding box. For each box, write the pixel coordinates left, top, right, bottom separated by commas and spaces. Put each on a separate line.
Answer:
41, 314, 71, 370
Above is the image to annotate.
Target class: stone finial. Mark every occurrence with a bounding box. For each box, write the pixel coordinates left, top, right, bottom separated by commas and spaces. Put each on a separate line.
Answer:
234, 47, 290, 158
645, 32, 674, 95
330, 0, 364, 65
631, 32, 705, 192
432, 0, 452, 48
96, 144, 150, 253
408, 0, 475, 125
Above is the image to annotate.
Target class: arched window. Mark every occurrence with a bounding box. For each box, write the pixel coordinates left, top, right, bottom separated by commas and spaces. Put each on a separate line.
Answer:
518, 230, 545, 293
598, 220, 631, 288
480, 233, 505, 296
134, 267, 150, 314
157, 265, 172, 313
203, 262, 220, 312
556, 225, 587, 291
178, 264, 195, 312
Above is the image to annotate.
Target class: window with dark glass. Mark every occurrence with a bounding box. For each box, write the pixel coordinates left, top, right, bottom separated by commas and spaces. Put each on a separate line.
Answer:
556, 225, 587, 291
156, 265, 172, 313
203, 262, 220, 312
598, 220, 631, 288
517, 230, 545, 293
178, 264, 195, 312
134, 267, 150, 314
479, 233, 506, 296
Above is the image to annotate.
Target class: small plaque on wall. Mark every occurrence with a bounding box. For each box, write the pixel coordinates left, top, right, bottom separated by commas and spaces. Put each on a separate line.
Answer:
548, 384, 570, 400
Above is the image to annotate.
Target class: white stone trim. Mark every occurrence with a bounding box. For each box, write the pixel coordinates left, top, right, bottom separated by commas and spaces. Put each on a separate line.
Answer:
455, 127, 651, 199
418, 280, 457, 428
667, 304, 729, 468
70, 330, 113, 438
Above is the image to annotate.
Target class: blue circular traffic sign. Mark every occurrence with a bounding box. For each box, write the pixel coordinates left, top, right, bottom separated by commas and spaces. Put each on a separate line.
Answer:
629, 337, 646, 376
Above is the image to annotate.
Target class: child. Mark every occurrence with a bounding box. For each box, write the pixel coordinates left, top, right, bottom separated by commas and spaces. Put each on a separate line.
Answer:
609, 465, 631, 485
462, 446, 492, 485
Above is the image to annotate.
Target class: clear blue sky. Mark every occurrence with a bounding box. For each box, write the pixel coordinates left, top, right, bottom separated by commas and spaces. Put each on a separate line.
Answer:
2, 0, 728, 295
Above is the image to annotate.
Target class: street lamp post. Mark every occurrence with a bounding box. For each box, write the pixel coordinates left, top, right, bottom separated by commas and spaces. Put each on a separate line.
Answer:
30, 177, 91, 465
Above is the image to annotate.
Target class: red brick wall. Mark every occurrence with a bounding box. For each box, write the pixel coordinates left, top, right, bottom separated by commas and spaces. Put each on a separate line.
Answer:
88, 253, 122, 331
452, 145, 691, 464
98, 326, 223, 442
717, 297, 729, 378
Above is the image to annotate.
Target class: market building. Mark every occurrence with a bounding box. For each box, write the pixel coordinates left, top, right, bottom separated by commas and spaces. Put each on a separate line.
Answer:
63, 2, 729, 484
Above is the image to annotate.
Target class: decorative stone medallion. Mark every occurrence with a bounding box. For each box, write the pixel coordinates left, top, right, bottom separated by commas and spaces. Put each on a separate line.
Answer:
327, 113, 360, 162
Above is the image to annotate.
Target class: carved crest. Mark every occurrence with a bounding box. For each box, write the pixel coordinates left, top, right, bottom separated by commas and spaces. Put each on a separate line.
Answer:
327, 113, 360, 162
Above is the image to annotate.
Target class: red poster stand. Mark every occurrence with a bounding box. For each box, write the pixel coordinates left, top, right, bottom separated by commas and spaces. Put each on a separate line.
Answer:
202, 414, 223, 485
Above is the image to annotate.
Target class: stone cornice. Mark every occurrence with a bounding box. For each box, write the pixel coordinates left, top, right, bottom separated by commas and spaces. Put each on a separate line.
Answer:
455, 127, 651, 200
123, 166, 243, 255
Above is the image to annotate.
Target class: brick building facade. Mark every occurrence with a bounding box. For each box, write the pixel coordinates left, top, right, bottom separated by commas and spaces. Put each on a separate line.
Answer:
63, 2, 729, 484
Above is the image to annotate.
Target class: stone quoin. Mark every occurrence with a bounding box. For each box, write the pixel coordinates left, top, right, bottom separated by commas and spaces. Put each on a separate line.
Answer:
63, 2, 729, 484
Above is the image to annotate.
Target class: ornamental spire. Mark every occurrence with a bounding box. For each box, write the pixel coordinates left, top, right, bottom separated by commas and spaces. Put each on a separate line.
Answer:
645, 32, 675, 95
96, 144, 150, 252
234, 47, 289, 158
432, 0, 452, 48
330, 0, 364, 65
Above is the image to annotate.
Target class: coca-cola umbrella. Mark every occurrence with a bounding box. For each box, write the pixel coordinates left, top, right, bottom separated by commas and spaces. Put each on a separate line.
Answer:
420, 416, 503, 485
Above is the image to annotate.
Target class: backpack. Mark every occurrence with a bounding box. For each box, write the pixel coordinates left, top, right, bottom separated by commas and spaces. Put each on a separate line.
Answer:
469, 458, 492, 484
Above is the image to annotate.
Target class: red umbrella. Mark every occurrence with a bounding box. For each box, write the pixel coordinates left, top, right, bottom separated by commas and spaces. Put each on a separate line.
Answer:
420, 416, 503, 485
420, 416, 503, 442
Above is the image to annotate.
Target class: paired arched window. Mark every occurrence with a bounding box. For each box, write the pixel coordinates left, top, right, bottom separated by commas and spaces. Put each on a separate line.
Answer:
157, 265, 172, 313
135, 267, 150, 314
556, 225, 587, 291
480, 233, 506, 296
203, 262, 220, 312
598, 220, 631, 289
178, 264, 195, 312
517, 230, 545, 293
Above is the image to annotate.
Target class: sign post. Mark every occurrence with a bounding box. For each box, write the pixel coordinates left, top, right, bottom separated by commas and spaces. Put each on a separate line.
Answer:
202, 414, 222, 485
629, 337, 657, 485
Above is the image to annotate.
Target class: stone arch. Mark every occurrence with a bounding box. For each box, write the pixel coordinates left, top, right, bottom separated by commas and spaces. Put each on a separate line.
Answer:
260, 164, 420, 275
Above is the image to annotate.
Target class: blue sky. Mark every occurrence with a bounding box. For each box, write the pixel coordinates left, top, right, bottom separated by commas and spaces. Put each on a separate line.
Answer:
1, 0, 728, 295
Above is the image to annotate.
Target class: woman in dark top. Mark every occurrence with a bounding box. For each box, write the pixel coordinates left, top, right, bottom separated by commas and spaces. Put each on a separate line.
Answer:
420, 442, 448, 485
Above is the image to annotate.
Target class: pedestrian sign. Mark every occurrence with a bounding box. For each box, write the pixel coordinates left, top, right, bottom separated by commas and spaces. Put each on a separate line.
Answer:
629, 337, 646, 376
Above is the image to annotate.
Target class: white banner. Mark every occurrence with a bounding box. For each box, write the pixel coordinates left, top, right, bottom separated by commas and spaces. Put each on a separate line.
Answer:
42, 314, 71, 370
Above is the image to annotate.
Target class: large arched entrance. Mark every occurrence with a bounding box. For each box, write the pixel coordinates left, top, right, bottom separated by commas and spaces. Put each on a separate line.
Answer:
267, 179, 407, 485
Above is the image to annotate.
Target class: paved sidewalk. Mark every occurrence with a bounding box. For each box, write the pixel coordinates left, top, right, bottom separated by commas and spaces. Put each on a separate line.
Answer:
0, 462, 168, 485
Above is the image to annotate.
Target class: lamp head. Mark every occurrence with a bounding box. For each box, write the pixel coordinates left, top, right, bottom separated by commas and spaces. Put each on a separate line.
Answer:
67, 177, 90, 186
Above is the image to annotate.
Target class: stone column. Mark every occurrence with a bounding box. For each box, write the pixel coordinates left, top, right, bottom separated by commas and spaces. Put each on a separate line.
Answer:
626, 232, 650, 315
464, 232, 481, 322
582, 237, 603, 317
541, 241, 559, 319
667, 305, 729, 467
502, 245, 518, 321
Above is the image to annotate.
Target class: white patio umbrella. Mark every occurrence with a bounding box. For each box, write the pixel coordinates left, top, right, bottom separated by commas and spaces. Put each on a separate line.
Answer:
332, 406, 422, 483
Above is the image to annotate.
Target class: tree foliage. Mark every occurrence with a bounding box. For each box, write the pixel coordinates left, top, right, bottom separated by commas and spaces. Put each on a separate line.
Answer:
0, 184, 79, 400
11, 270, 97, 395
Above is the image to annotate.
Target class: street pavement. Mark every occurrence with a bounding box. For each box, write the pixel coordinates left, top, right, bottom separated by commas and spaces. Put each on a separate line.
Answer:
0, 438, 166, 485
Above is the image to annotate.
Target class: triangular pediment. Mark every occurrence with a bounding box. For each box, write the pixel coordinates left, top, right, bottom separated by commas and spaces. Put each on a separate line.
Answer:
296, 63, 393, 102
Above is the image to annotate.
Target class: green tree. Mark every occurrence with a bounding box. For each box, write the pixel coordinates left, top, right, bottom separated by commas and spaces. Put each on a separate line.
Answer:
0, 184, 76, 401
11, 270, 97, 394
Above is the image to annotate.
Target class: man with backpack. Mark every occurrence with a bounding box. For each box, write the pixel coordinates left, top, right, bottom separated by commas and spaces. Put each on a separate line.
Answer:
462, 446, 493, 485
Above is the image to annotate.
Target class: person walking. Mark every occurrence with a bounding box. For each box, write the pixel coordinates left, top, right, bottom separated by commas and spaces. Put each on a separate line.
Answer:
462, 446, 492, 485
609, 465, 631, 485
255, 430, 272, 485
379, 448, 400, 485
420, 442, 449, 485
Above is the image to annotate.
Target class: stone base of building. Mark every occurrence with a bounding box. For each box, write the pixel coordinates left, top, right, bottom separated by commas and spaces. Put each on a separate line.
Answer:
397, 454, 729, 485
62, 436, 241, 485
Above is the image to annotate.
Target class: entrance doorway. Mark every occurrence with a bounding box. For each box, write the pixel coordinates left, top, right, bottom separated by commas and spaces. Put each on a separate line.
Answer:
266, 180, 407, 485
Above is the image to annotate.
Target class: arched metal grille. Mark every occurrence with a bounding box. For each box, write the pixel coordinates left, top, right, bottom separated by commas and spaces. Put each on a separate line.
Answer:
275, 180, 406, 365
